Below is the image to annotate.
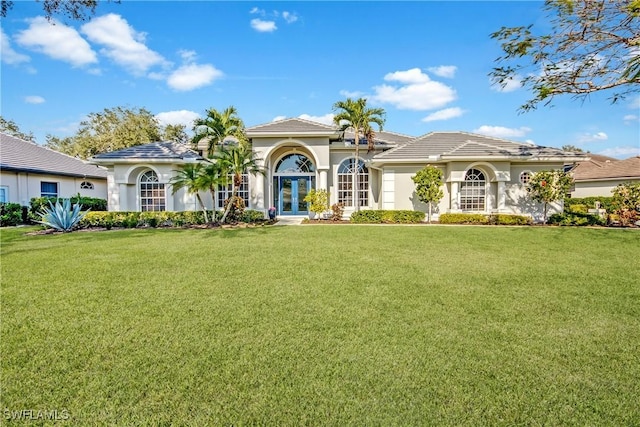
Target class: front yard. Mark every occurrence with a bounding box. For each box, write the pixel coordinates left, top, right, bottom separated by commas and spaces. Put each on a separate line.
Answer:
1, 226, 639, 425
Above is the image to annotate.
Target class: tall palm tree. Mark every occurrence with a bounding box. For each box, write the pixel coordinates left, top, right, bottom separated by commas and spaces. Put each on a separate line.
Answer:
198, 162, 228, 219
333, 98, 386, 212
191, 106, 248, 155
213, 144, 264, 224
169, 163, 210, 223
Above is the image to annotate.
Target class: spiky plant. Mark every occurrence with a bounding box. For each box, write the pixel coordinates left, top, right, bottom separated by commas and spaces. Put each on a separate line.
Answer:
37, 199, 88, 232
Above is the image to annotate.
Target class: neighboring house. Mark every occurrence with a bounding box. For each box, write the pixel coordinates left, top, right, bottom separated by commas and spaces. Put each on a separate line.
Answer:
90, 118, 586, 222
0, 133, 108, 206
570, 154, 640, 198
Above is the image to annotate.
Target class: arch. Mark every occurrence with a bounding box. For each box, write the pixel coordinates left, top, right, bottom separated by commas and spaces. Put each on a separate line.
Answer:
460, 167, 486, 211
263, 139, 321, 169
139, 169, 166, 212
337, 157, 369, 208
465, 162, 499, 182
123, 164, 163, 185
275, 153, 316, 173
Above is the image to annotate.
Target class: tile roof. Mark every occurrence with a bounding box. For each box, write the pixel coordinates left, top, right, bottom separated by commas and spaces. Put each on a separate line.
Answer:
573, 156, 640, 181
247, 118, 338, 134
373, 131, 586, 160
91, 141, 203, 160
0, 133, 107, 179
342, 129, 414, 146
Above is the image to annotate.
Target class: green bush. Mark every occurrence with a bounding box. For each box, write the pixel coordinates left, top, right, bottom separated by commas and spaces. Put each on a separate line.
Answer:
29, 196, 107, 223
565, 197, 614, 212
548, 212, 606, 226
79, 210, 266, 228
0, 203, 24, 227
241, 209, 266, 223
438, 213, 489, 224
489, 214, 533, 225
350, 210, 424, 224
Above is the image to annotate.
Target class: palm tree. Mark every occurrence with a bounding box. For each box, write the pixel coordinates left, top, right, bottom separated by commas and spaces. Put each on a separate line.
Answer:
169, 163, 210, 223
192, 106, 248, 155
333, 98, 386, 212
198, 161, 228, 222
213, 144, 264, 224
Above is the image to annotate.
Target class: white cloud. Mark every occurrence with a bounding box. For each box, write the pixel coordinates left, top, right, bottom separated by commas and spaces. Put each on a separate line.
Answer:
81, 14, 167, 75
24, 95, 45, 104
156, 110, 200, 128
1, 29, 30, 64
623, 114, 639, 124
427, 65, 457, 78
339, 90, 364, 98
473, 125, 532, 138
282, 11, 299, 23
167, 63, 223, 91
372, 68, 456, 110
598, 146, 640, 158
16, 17, 97, 67
249, 7, 264, 15
298, 113, 335, 126
421, 107, 465, 122
272, 115, 287, 122
578, 131, 608, 143
491, 75, 522, 93
251, 18, 277, 32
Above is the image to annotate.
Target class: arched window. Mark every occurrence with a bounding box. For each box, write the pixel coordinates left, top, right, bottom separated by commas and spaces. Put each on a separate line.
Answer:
337, 158, 368, 207
460, 168, 485, 211
139, 170, 165, 212
275, 153, 315, 173
80, 181, 94, 190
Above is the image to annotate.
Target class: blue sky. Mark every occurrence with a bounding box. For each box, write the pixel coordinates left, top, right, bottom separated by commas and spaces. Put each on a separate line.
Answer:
2, 1, 639, 158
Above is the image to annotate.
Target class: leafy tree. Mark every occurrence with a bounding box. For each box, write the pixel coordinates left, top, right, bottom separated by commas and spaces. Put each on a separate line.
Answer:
213, 144, 263, 224
561, 144, 587, 153
162, 124, 189, 145
490, 0, 640, 112
611, 181, 640, 226
332, 97, 386, 212
169, 163, 211, 224
527, 170, 574, 224
45, 106, 161, 159
0, 116, 34, 141
412, 165, 444, 223
192, 106, 247, 155
1, 0, 118, 21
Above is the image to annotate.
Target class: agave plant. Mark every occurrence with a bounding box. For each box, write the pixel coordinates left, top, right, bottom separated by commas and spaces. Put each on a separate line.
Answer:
37, 199, 89, 232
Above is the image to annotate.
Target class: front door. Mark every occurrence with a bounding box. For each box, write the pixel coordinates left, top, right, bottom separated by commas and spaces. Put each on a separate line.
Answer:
279, 176, 310, 215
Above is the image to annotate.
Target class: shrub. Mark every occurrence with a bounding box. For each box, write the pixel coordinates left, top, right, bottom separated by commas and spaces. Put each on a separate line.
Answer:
548, 212, 606, 226
611, 182, 640, 226
222, 197, 245, 224
565, 196, 614, 212
29, 196, 107, 223
37, 199, 88, 232
79, 210, 264, 228
0, 203, 24, 227
330, 203, 344, 221
241, 209, 266, 223
489, 214, 533, 225
350, 210, 424, 224
303, 189, 329, 216
438, 213, 489, 225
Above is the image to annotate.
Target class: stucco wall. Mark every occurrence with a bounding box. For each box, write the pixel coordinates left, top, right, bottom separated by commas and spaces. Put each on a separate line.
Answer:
572, 179, 637, 198
0, 171, 107, 206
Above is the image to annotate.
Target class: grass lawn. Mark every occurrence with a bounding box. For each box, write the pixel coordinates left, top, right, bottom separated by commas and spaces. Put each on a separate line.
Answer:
1, 225, 639, 425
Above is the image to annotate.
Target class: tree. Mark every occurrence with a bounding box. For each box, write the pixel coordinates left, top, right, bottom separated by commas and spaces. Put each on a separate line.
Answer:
1, 0, 118, 21
0, 116, 34, 141
45, 106, 161, 159
611, 181, 640, 226
527, 170, 574, 224
490, 0, 640, 112
412, 165, 444, 223
169, 163, 210, 224
162, 124, 189, 145
213, 144, 263, 224
192, 106, 247, 155
561, 144, 587, 153
332, 98, 386, 212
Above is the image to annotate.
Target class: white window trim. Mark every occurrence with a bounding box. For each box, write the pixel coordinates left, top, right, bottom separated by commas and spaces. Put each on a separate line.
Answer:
336, 157, 369, 208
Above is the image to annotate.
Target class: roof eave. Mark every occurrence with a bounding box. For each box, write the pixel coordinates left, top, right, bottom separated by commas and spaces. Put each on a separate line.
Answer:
248, 131, 341, 138
89, 157, 201, 165
0, 165, 107, 179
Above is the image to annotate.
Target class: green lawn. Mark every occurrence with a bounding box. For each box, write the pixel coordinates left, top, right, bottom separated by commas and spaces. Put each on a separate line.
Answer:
1, 225, 639, 425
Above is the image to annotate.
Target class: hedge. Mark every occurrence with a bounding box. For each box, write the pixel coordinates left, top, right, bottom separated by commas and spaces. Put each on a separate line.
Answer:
0, 203, 24, 227
29, 196, 108, 223
79, 209, 267, 229
565, 196, 614, 212
548, 212, 606, 226
438, 213, 532, 225
350, 210, 424, 224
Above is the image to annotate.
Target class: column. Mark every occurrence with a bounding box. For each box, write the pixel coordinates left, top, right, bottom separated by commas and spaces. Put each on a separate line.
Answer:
255, 172, 265, 211
497, 181, 506, 212
450, 181, 459, 212
319, 169, 328, 191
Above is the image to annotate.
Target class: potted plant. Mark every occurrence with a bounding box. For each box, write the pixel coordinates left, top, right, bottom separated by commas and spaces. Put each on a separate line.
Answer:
303, 189, 329, 220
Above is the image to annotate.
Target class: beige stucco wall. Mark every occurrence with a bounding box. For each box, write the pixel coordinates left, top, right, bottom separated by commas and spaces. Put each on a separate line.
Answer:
572, 179, 637, 198
0, 171, 107, 206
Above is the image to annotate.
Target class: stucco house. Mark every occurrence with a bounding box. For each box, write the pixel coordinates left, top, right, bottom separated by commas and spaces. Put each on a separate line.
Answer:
0, 133, 108, 206
570, 154, 640, 198
90, 118, 586, 222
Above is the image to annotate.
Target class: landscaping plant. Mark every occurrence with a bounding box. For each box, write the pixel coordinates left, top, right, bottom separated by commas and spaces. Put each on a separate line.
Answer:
37, 198, 88, 232
527, 170, 573, 224
411, 165, 444, 223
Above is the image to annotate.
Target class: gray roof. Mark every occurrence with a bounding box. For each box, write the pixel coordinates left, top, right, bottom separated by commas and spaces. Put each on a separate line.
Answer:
247, 118, 339, 135
342, 129, 415, 146
91, 141, 203, 161
0, 133, 108, 179
374, 131, 588, 161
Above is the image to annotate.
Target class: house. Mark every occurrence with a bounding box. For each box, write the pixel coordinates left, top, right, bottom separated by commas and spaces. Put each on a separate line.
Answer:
570, 154, 640, 198
0, 133, 108, 206
90, 118, 587, 222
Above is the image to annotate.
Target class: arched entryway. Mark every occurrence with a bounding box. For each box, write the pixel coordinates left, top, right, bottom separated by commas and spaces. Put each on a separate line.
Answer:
272, 153, 316, 215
